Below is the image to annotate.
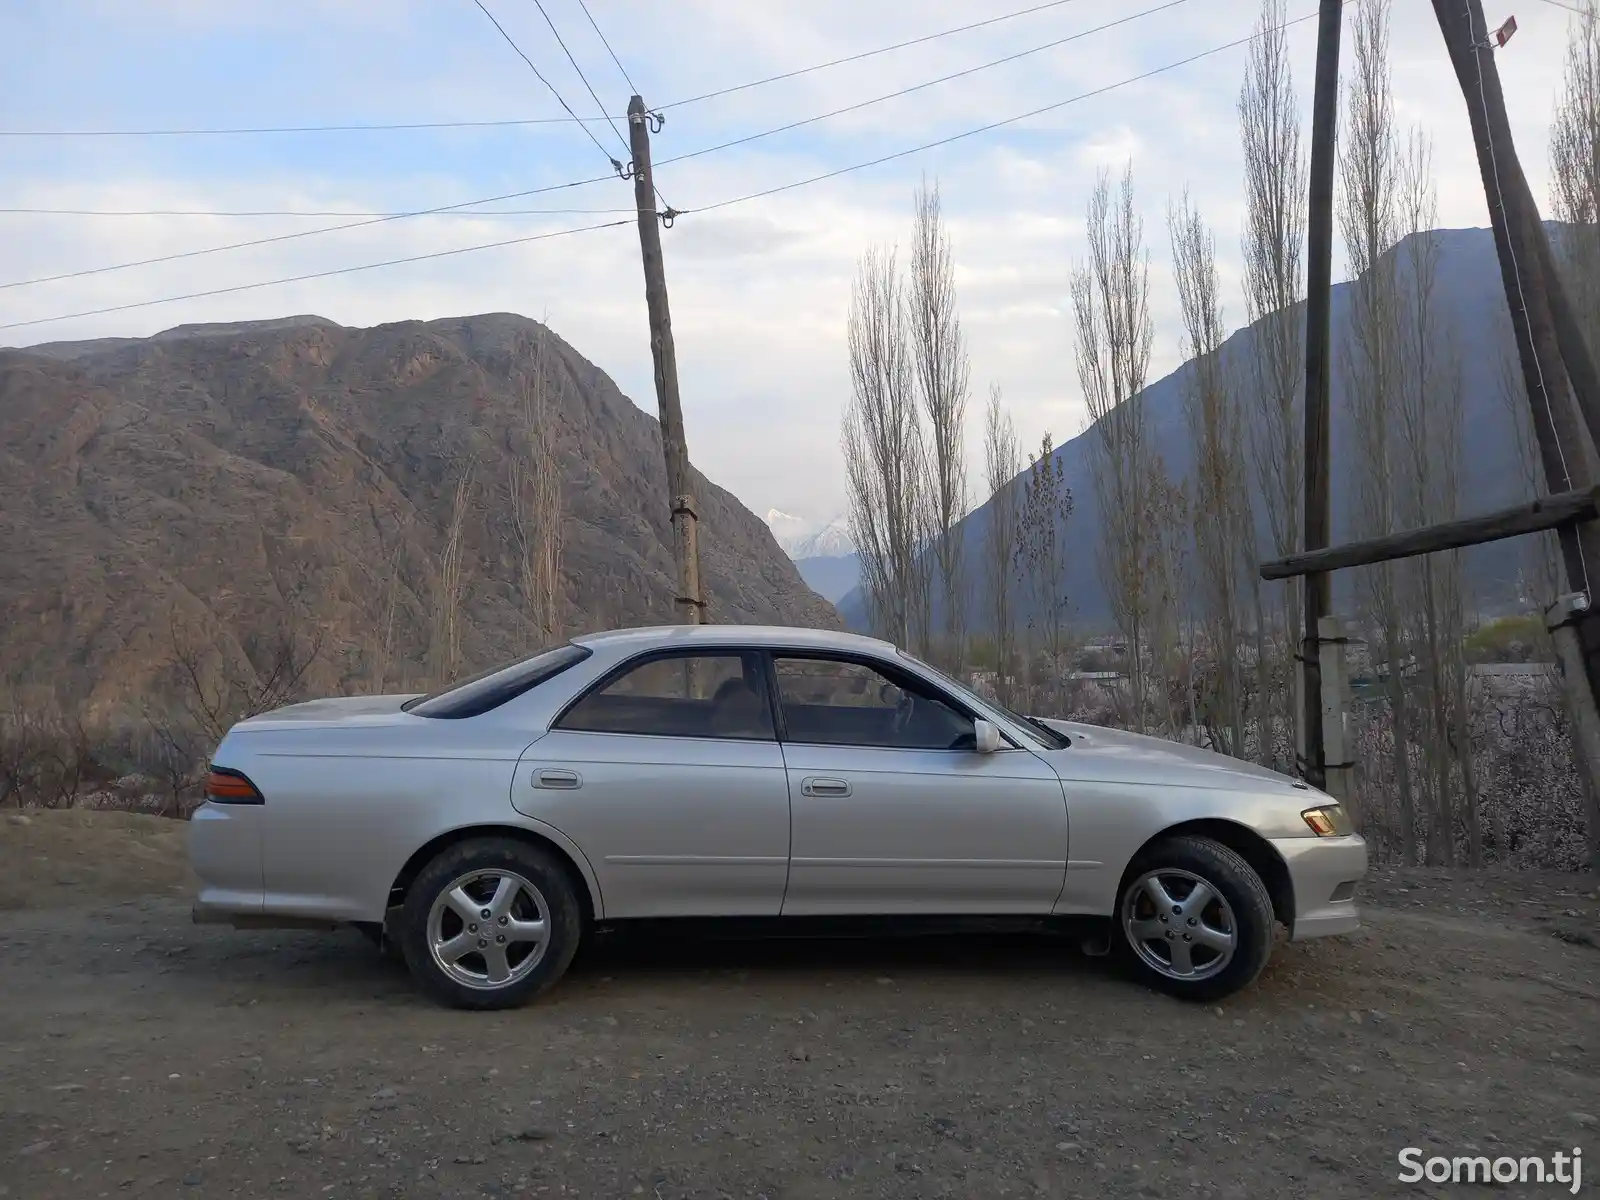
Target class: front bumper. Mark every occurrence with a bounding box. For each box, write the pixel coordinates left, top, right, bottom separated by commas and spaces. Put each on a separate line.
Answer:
1270, 833, 1367, 939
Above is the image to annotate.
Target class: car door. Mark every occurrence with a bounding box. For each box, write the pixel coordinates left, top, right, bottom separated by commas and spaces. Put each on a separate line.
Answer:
772, 652, 1069, 916
511, 649, 791, 918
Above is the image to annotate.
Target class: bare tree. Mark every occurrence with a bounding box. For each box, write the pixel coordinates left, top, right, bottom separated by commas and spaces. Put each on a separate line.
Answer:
843, 246, 934, 651
908, 179, 971, 673
1015, 434, 1075, 711
1169, 191, 1251, 757
367, 510, 411, 694
170, 612, 323, 745
1500, 333, 1563, 608
509, 342, 565, 644
137, 711, 207, 817
1071, 163, 1160, 731
1339, 0, 1415, 858
1239, 0, 1307, 768
1394, 129, 1468, 865
1551, 0, 1600, 353
983, 386, 1023, 705
1146, 466, 1190, 739
431, 463, 477, 683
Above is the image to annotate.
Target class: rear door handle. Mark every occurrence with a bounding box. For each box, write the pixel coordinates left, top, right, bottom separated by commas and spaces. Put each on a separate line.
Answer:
801, 777, 851, 798
534, 768, 582, 790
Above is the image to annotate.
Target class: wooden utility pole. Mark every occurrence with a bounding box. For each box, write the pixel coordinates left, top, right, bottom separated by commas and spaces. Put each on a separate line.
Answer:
1430, 0, 1600, 860
1298, 0, 1344, 792
627, 94, 704, 625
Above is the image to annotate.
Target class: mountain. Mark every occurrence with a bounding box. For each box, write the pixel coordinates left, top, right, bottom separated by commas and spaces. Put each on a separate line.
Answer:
793, 515, 855, 559
765, 509, 855, 560
764, 508, 817, 558
0, 313, 838, 718
764, 509, 860, 602
839, 226, 1539, 631
793, 554, 861, 604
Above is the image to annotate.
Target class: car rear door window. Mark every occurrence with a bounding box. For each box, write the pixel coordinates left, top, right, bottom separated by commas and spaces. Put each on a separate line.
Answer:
556, 652, 776, 740
772, 656, 975, 751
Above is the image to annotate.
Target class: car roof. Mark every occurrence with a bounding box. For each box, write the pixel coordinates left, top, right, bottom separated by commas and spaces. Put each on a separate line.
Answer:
571, 624, 897, 655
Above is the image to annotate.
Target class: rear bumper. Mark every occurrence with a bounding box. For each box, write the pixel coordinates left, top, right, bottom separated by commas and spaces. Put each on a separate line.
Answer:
1270, 833, 1367, 940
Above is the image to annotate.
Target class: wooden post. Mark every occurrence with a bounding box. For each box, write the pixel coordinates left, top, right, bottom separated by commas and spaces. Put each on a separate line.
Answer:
1431, 0, 1600, 840
627, 95, 704, 625
1261, 487, 1600, 580
1317, 616, 1356, 812
1298, 0, 1345, 791
1546, 594, 1600, 868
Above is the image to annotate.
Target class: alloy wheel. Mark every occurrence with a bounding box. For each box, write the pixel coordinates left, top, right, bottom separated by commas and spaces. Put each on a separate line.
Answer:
426, 868, 551, 990
1120, 867, 1238, 981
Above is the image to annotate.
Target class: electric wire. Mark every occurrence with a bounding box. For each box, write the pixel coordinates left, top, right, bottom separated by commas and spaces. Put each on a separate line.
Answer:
0, 218, 629, 332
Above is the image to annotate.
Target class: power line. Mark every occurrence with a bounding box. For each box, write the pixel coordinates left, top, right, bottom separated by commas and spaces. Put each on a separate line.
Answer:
0, 0, 1088, 137
470, 0, 622, 171
524, 0, 673, 211
655, 0, 1090, 112
685, 8, 1323, 216
653, 0, 1187, 173
575, 0, 640, 95
0, 173, 618, 289
4, 9, 1318, 326
3, 1, 1175, 270
0, 115, 604, 137
529, 0, 631, 154
0, 218, 629, 332
0, 205, 636, 218
1532, 0, 1589, 15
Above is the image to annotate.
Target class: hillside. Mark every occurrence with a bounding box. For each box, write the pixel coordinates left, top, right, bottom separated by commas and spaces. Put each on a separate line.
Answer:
0, 313, 838, 718
840, 226, 1537, 630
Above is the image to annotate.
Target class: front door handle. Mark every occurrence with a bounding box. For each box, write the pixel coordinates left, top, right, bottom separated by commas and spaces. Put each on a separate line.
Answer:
534, 768, 582, 790
801, 776, 851, 798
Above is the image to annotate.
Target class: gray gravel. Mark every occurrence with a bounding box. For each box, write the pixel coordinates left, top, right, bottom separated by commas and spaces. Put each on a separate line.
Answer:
1, 869, 1597, 1199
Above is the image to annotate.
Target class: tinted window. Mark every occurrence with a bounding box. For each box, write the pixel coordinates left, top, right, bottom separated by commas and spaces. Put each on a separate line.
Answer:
773, 656, 975, 751
897, 650, 1068, 750
557, 652, 775, 740
406, 644, 592, 719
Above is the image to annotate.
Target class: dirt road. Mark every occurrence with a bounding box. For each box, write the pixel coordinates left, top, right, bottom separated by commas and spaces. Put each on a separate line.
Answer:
2, 811, 1598, 1199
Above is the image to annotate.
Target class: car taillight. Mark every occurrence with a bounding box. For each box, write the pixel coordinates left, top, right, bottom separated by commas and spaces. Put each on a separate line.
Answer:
205, 766, 264, 804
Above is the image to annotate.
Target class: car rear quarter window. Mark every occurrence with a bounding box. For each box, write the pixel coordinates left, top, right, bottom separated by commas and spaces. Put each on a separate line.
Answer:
406, 644, 593, 719
556, 651, 775, 740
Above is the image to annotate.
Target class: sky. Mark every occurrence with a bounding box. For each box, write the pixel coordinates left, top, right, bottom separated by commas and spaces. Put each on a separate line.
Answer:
0, 0, 1580, 528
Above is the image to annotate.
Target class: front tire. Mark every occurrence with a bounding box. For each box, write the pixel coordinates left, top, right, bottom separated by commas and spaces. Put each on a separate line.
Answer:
1112, 835, 1275, 1002
399, 837, 582, 1010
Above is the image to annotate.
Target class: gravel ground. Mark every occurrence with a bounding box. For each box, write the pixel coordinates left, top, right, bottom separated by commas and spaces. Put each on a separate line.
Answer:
2, 811, 1598, 1199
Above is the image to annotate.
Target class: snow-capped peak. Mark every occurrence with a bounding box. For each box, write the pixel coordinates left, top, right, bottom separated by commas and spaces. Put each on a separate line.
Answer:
765, 508, 854, 560
796, 515, 854, 559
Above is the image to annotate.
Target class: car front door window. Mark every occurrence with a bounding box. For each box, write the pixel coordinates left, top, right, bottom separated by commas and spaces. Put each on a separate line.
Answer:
772, 656, 975, 751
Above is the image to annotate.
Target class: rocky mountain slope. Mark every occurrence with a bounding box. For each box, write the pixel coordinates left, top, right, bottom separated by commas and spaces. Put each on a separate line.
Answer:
0, 313, 837, 718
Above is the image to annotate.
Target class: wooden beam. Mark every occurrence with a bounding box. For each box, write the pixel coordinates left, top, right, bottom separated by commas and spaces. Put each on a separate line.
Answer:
1260, 487, 1600, 581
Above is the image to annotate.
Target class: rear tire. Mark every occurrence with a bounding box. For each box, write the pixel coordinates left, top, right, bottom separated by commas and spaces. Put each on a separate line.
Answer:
399, 837, 582, 1010
1111, 835, 1275, 1003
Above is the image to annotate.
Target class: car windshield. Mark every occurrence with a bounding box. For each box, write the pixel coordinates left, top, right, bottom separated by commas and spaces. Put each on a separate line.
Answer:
404, 643, 592, 719
896, 650, 1071, 750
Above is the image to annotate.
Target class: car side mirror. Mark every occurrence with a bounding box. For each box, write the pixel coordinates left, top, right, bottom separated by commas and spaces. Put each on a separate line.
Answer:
973, 719, 1002, 754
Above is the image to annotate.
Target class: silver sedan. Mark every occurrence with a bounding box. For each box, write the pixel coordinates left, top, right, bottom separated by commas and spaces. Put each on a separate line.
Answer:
189, 625, 1366, 1009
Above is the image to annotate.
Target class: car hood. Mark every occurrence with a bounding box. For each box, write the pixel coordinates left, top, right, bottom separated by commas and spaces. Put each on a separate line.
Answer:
1033, 718, 1316, 795
235, 694, 423, 728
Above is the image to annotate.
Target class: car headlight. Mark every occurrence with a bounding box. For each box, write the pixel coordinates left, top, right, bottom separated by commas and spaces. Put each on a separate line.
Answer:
1301, 804, 1352, 836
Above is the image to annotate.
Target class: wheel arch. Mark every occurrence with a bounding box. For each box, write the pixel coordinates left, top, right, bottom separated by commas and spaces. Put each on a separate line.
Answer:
1124, 818, 1294, 929
384, 821, 602, 928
